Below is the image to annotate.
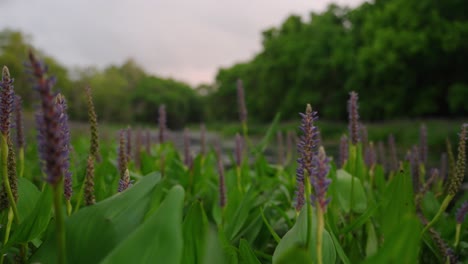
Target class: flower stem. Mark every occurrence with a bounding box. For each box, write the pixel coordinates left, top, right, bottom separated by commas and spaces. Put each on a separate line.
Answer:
305, 176, 312, 249
1, 134, 19, 224
454, 223, 461, 247
53, 185, 67, 264
0, 208, 14, 264
316, 205, 324, 264
422, 194, 453, 235
18, 147, 24, 178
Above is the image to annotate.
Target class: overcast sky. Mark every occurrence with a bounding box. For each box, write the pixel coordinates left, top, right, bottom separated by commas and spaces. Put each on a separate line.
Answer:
1, 0, 364, 86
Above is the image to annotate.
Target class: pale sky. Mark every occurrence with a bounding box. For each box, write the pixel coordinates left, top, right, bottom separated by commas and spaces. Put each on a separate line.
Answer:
1, 0, 365, 86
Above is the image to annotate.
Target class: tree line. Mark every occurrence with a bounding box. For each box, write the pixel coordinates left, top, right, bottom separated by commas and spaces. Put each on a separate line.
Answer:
1, 0, 468, 127
208, 0, 468, 122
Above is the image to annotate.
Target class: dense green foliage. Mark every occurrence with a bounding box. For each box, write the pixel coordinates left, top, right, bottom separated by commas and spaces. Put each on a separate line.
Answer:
210, 0, 468, 121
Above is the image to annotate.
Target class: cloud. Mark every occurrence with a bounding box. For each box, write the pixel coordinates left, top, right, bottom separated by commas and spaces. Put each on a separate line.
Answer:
0, 0, 364, 85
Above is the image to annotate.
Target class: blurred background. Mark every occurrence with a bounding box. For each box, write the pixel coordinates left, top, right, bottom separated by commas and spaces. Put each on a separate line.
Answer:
0, 0, 467, 146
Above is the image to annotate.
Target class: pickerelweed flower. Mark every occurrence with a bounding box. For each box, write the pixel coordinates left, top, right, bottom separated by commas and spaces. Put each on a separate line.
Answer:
126, 127, 132, 162
118, 129, 131, 192
84, 155, 95, 205
454, 200, 468, 248
347, 91, 360, 145
311, 146, 331, 211
410, 145, 421, 193
56, 94, 72, 201
85, 86, 100, 162
447, 124, 467, 196
364, 142, 376, 168
158, 104, 166, 143
6, 137, 18, 203
295, 104, 320, 212
339, 134, 348, 168
419, 124, 428, 165
456, 201, 468, 224
1, 66, 14, 136
29, 51, 65, 186
118, 130, 128, 181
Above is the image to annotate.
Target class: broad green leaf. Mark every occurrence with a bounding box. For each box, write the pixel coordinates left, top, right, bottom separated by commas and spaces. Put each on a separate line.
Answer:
334, 169, 368, 213
362, 215, 421, 264
365, 221, 378, 257
31, 173, 161, 264
203, 227, 227, 264
275, 247, 313, 264
182, 201, 209, 264
380, 165, 414, 238
2, 185, 52, 251
239, 239, 261, 264
272, 206, 336, 264
224, 188, 257, 241
100, 185, 185, 264
16, 177, 41, 221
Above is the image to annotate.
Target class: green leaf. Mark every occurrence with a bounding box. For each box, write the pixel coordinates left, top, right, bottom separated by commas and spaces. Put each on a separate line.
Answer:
255, 113, 281, 154
362, 215, 421, 264
334, 169, 368, 213
272, 206, 336, 264
182, 201, 209, 264
2, 185, 52, 251
16, 177, 41, 221
239, 239, 261, 264
275, 247, 313, 264
380, 166, 415, 238
100, 185, 185, 264
31, 172, 161, 264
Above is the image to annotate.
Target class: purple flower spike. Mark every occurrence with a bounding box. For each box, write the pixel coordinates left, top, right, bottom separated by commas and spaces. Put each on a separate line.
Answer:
456, 201, 468, 224
29, 51, 66, 186
295, 104, 320, 211
1, 66, 14, 136
364, 142, 376, 168
347, 91, 360, 145
56, 94, 72, 200
311, 146, 331, 211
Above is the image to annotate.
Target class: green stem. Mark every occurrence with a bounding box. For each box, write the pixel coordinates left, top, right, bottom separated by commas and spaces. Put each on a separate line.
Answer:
0, 208, 14, 264
66, 199, 72, 216
18, 147, 24, 178
53, 185, 67, 264
349, 145, 356, 214
236, 166, 243, 193
74, 178, 86, 213
316, 205, 324, 264
305, 176, 313, 249
454, 223, 461, 247
1, 135, 19, 224
421, 194, 453, 235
